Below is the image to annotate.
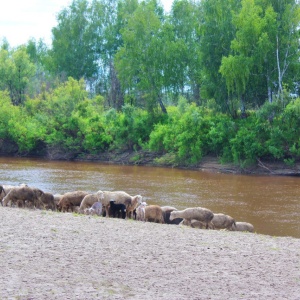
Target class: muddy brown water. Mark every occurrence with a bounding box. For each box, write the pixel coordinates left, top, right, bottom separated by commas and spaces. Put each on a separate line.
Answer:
0, 157, 299, 238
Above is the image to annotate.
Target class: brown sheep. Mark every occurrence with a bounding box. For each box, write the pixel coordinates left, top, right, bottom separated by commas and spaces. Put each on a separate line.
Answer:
144, 205, 164, 223
57, 191, 89, 212
169, 207, 214, 229
0, 183, 28, 205
210, 213, 236, 230
125, 195, 143, 219
40, 192, 56, 211
2, 186, 44, 208
53, 194, 63, 209
78, 191, 104, 213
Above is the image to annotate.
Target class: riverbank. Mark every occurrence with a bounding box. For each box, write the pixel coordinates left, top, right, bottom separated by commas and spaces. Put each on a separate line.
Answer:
74, 150, 300, 176
1, 206, 299, 300
1, 136, 300, 176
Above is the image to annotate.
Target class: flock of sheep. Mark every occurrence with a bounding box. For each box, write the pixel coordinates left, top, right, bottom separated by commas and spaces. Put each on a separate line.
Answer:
0, 183, 254, 233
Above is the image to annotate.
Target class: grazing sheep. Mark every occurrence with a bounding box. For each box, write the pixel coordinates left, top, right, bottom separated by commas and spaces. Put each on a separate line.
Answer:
101, 191, 142, 218
73, 206, 81, 213
40, 192, 56, 211
136, 202, 147, 221
0, 183, 28, 205
126, 195, 143, 219
210, 213, 236, 230
53, 194, 63, 210
109, 200, 126, 219
161, 206, 182, 224
85, 202, 103, 216
169, 207, 214, 229
79, 191, 104, 213
179, 219, 208, 229
144, 205, 164, 223
232, 222, 254, 233
57, 191, 89, 212
2, 186, 44, 208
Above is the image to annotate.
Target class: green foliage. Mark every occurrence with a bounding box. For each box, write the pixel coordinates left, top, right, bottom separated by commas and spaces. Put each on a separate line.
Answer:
105, 104, 158, 151
149, 103, 214, 164
0, 47, 36, 105
0, 91, 19, 138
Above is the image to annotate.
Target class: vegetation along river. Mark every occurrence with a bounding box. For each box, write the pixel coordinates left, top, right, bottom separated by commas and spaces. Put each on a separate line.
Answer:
0, 157, 299, 238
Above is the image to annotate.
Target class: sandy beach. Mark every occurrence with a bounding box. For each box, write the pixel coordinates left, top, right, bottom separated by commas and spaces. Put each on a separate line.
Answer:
1, 206, 300, 300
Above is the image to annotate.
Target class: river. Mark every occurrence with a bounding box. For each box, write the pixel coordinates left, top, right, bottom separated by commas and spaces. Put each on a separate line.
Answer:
0, 157, 299, 238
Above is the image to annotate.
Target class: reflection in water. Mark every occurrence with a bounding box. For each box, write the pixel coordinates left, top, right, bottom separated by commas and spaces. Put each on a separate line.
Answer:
0, 157, 299, 238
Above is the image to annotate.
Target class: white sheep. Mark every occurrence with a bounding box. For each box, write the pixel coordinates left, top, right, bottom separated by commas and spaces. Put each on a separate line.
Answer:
136, 202, 147, 221
211, 213, 236, 230
84, 202, 103, 216
79, 191, 104, 213
232, 221, 254, 233
169, 207, 214, 229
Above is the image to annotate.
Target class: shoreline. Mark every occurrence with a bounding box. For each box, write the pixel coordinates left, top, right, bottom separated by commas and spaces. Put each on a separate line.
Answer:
4, 149, 300, 176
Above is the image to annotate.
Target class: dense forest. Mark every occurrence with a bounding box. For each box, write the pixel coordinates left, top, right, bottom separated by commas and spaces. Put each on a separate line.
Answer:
1, 0, 300, 167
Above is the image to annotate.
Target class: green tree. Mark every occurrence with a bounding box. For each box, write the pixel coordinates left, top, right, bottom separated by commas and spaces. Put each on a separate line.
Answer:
0, 47, 35, 105
165, 0, 202, 103
199, 0, 241, 114
115, 0, 167, 113
51, 0, 98, 80
220, 0, 300, 111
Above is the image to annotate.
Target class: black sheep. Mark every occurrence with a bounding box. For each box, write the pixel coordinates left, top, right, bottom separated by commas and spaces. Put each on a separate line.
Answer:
109, 200, 126, 219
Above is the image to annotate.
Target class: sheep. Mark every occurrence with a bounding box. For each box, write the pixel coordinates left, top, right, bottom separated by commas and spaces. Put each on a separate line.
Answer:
169, 207, 214, 229
53, 194, 63, 210
40, 192, 56, 211
144, 205, 164, 223
2, 186, 44, 208
57, 191, 89, 212
126, 195, 143, 219
136, 202, 147, 221
210, 213, 236, 230
85, 202, 103, 216
179, 219, 208, 229
232, 222, 254, 233
101, 191, 142, 218
109, 200, 126, 219
0, 183, 28, 205
79, 191, 104, 213
161, 206, 182, 224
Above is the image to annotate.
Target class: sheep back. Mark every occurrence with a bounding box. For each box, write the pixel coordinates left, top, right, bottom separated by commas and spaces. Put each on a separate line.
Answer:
40, 192, 56, 211
144, 205, 164, 224
211, 213, 236, 230
2, 186, 44, 208
169, 207, 214, 228
57, 191, 89, 212
161, 206, 179, 224
232, 222, 254, 233
79, 191, 104, 213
